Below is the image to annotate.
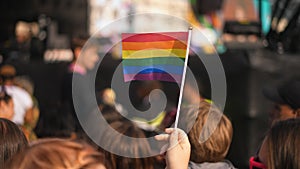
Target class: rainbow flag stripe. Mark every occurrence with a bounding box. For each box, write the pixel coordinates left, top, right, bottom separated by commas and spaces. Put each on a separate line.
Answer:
122, 32, 188, 83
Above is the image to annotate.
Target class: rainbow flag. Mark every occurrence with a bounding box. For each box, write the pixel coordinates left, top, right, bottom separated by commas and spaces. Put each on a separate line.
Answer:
122, 32, 189, 83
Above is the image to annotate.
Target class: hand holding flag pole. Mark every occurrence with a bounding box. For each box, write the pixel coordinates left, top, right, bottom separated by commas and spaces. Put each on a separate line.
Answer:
174, 27, 192, 129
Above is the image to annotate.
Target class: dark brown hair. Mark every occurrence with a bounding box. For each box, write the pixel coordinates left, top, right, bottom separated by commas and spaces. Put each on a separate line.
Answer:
100, 105, 125, 124
265, 118, 300, 169
99, 120, 155, 169
0, 118, 28, 167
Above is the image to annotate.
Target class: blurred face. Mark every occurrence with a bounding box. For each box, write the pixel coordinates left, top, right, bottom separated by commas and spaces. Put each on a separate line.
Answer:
270, 104, 296, 124
258, 138, 268, 168
77, 47, 99, 71
0, 99, 14, 120
250, 138, 268, 169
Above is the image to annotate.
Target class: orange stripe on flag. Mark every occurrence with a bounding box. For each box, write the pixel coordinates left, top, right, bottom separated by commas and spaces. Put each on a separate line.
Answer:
122, 41, 187, 50
122, 49, 186, 59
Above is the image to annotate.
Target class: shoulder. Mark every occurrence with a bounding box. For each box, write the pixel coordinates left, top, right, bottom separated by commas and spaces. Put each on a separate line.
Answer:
188, 160, 237, 169
7, 86, 31, 96
188, 161, 202, 169
7, 86, 33, 105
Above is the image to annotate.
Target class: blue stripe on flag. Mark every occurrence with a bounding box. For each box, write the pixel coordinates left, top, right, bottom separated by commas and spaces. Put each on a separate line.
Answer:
123, 65, 184, 75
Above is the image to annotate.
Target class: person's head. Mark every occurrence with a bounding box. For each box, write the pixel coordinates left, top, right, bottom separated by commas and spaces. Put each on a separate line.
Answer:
100, 88, 116, 106
263, 80, 300, 124
72, 37, 99, 71
71, 37, 87, 58
14, 76, 34, 95
15, 21, 31, 43
0, 118, 28, 166
0, 65, 16, 85
0, 91, 14, 120
99, 120, 154, 169
6, 138, 106, 169
180, 101, 233, 163
251, 118, 300, 169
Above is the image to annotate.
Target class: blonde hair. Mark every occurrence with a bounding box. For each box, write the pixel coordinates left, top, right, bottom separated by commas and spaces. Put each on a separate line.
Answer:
6, 138, 106, 169
182, 101, 233, 163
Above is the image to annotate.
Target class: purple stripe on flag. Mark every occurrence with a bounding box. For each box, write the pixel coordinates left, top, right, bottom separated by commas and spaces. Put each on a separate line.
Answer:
124, 73, 182, 84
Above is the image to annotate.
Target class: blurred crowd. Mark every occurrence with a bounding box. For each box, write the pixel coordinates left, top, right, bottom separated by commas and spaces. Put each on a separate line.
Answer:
0, 36, 299, 169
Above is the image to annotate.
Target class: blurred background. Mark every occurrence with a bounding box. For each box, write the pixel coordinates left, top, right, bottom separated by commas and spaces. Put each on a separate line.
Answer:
0, 0, 299, 168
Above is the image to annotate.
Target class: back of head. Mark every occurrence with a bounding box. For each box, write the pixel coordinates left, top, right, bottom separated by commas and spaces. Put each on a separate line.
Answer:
99, 120, 154, 169
71, 36, 99, 57
0, 118, 28, 166
263, 79, 300, 110
13, 76, 34, 95
71, 37, 88, 52
265, 118, 300, 169
6, 138, 106, 169
0, 65, 16, 85
182, 101, 233, 163
15, 21, 31, 42
100, 88, 116, 106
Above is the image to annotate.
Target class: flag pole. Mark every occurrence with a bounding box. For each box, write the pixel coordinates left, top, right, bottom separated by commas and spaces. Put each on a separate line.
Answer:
174, 27, 192, 129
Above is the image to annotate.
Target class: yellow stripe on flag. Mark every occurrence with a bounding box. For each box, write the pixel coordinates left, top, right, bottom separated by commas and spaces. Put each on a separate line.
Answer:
122, 49, 186, 59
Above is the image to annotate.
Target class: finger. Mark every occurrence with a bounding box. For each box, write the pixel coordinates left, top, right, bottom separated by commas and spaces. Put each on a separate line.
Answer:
154, 134, 170, 141
165, 128, 174, 134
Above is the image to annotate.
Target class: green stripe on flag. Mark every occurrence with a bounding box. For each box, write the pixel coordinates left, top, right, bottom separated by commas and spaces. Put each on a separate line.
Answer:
122, 57, 185, 67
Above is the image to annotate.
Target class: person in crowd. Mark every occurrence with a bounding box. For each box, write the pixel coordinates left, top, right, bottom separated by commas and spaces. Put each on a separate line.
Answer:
0, 90, 14, 120
0, 64, 33, 126
179, 101, 236, 169
33, 107, 77, 139
97, 88, 127, 117
2, 21, 44, 63
98, 119, 160, 169
155, 128, 191, 169
129, 81, 168, 132
0, 118, 28, 168
6, 138, 107, 169
249, 118, 300, 169
263, 79, 300, 125
100, 105, 126, 124
61, 37, 100, 134
14, 76, 39, 140
161, 83, 204, 130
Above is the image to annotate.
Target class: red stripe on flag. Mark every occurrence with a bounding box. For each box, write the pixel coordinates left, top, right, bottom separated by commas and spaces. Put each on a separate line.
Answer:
122, 32, 188, 42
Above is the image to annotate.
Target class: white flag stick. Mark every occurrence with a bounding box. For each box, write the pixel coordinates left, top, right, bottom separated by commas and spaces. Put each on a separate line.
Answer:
174, 27, 192, 129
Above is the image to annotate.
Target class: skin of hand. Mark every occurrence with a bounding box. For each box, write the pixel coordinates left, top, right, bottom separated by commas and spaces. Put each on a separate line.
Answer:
155, 128, 191, 169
